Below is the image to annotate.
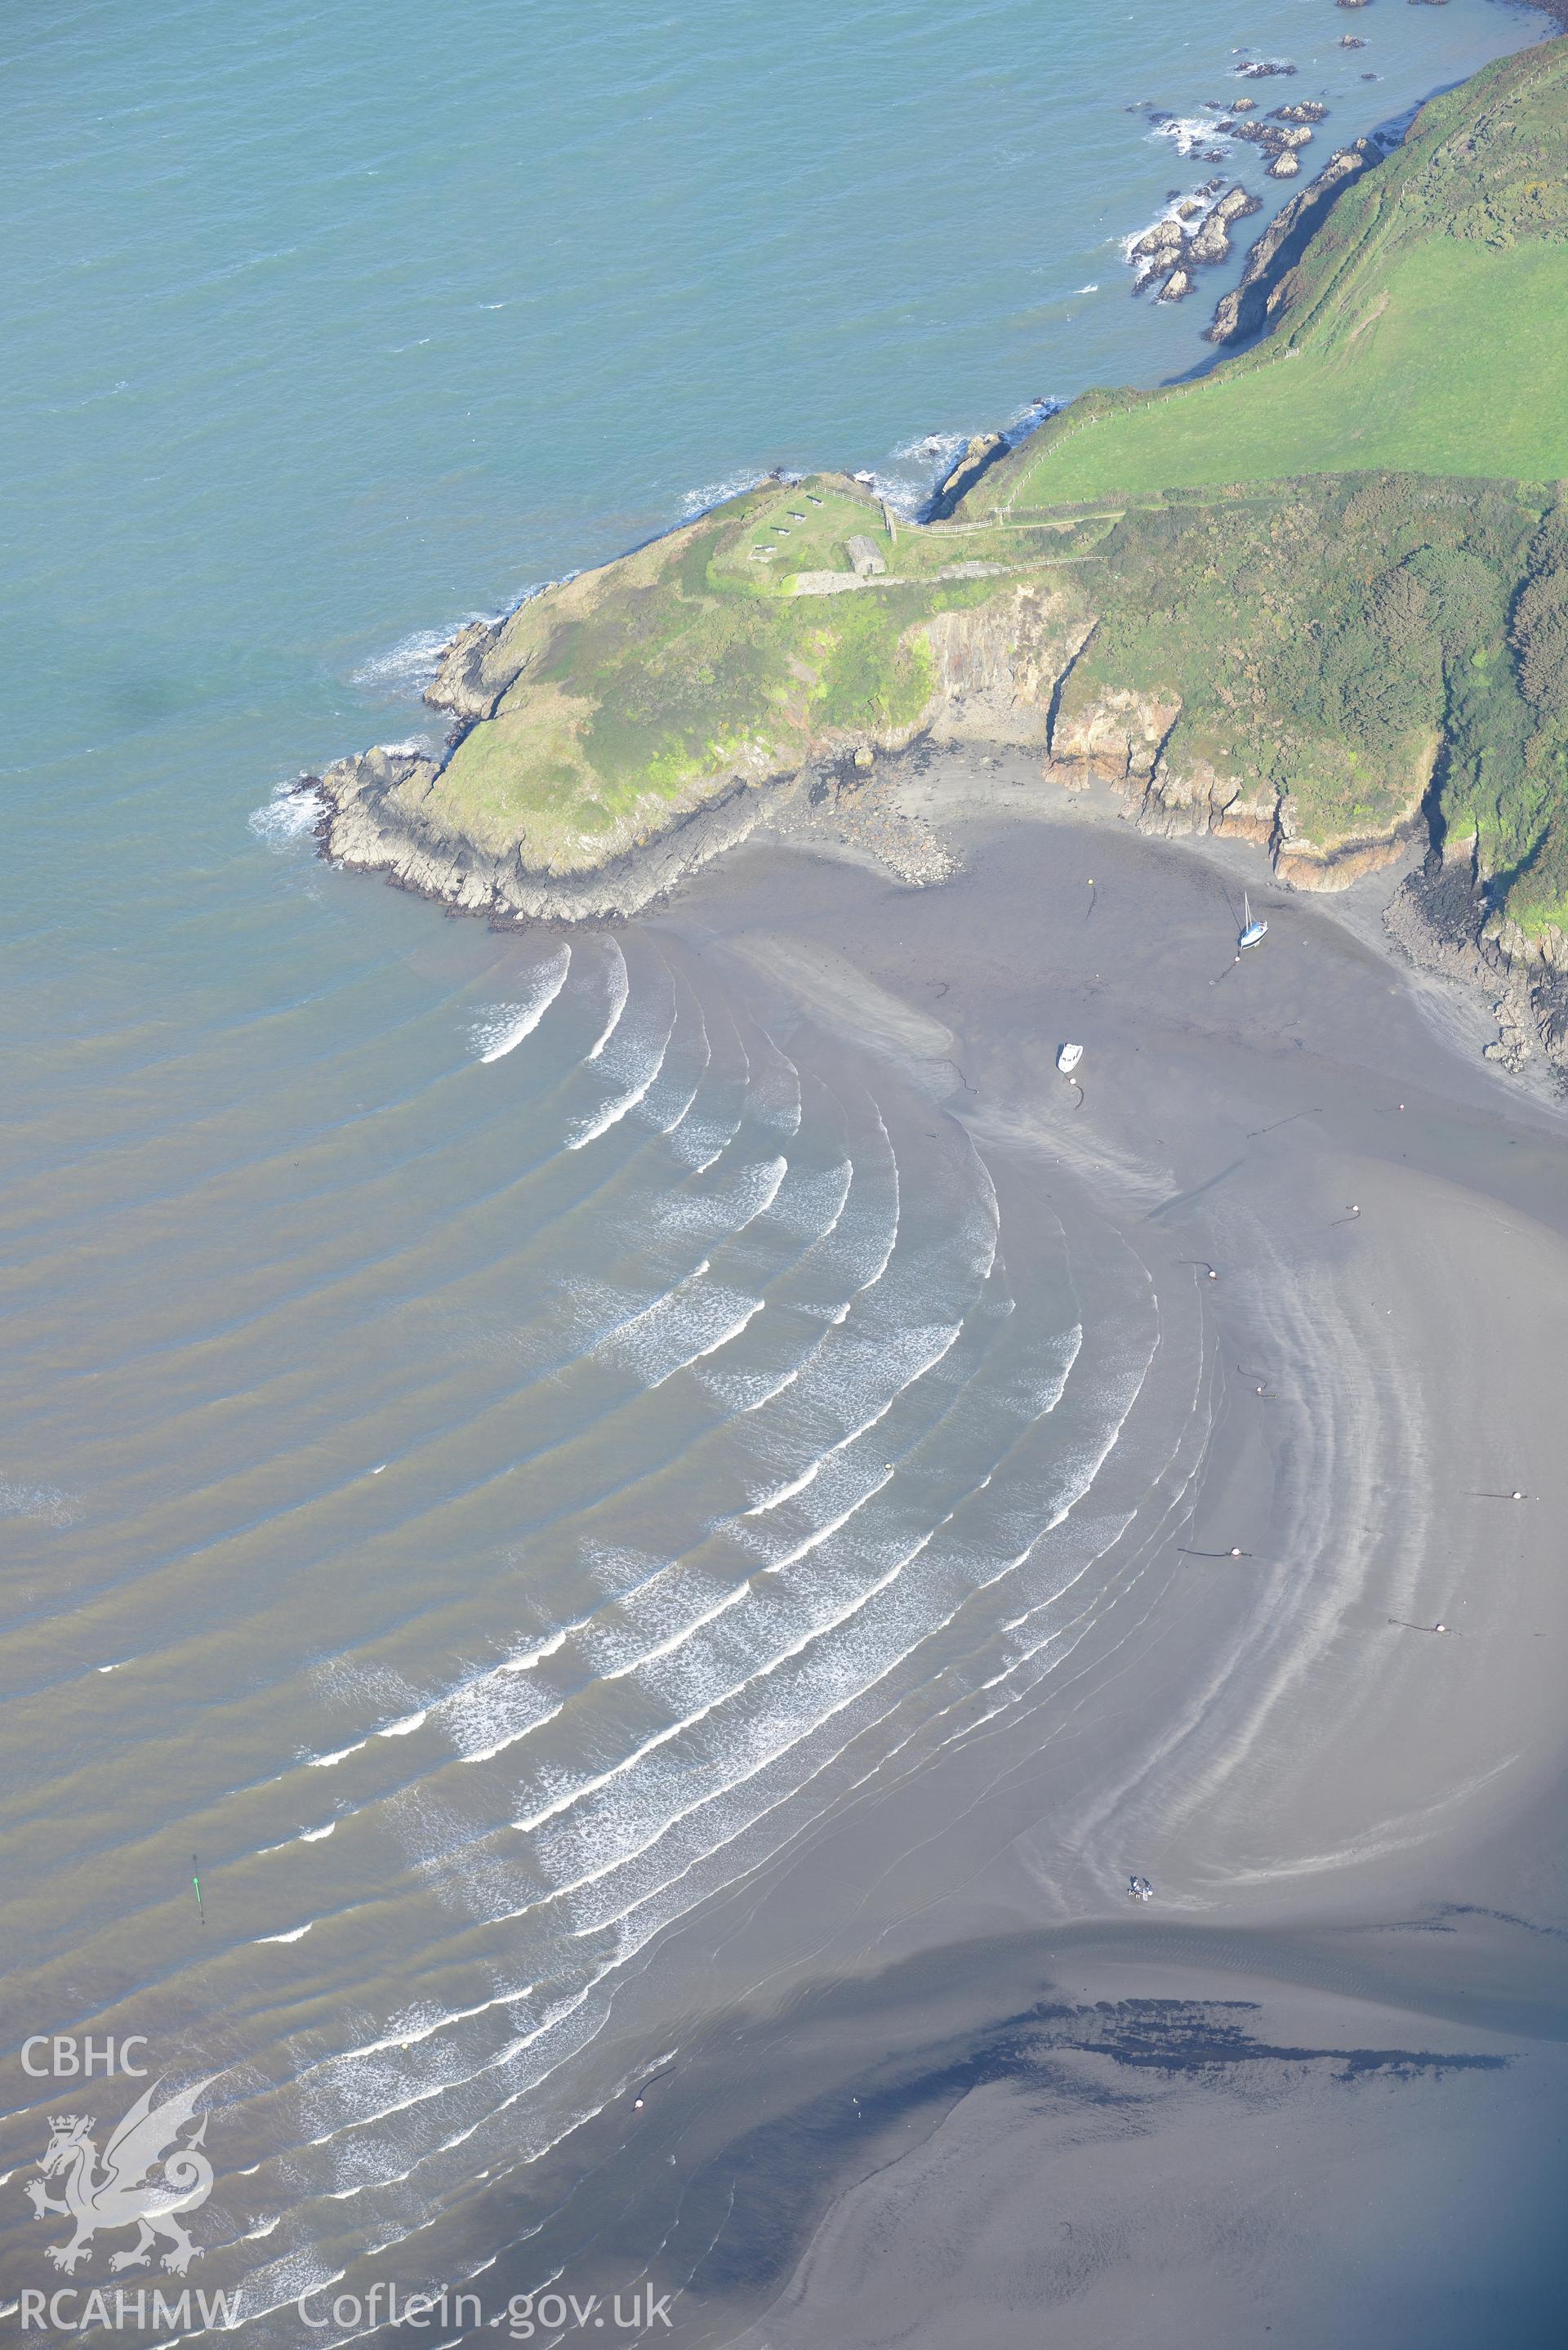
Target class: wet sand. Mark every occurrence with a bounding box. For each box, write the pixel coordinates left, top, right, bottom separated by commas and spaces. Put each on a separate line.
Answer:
9, 753, 1561, 2346
672, 768, 1568, 1925
506, 764, 1568, 2344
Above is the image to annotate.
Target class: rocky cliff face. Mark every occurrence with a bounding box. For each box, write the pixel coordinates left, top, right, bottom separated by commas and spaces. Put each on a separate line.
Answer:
928, 432, 1009, 519
1045, 678, 1423, 891
1051, 683, 1182, 785
317, 596, 1430, 922
922, 586, 1095, 747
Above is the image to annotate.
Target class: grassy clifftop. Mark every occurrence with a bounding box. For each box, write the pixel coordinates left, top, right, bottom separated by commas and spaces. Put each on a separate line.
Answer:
342, 477, 1106, 876
976, 40, 1568, 509
323, 40, 1568, 948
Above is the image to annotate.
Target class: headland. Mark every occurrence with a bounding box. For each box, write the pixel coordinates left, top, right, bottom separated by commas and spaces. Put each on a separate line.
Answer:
310, 36, 1568, 1075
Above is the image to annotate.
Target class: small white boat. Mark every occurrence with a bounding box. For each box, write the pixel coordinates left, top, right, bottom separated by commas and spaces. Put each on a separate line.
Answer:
1057, 1042, 1084, 1075
1237, 890, 1268, 951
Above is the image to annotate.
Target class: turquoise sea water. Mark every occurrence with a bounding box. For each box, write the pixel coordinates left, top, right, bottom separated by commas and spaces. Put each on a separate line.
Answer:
0, 1, 1553, 2334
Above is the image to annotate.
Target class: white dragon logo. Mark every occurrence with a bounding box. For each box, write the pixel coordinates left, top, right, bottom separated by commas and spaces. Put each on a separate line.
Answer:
25, 2077, 215, 2275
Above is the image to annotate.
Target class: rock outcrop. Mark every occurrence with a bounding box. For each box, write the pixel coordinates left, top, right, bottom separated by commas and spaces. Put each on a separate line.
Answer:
928, 431, 1009, 519
425, 618, 526, 725
1384, 852, 1568, 1078
1129, 183, 1260, 297
314, 742, 804, 924
1045, 680, 1427, 893
1206, 136, 1382, 343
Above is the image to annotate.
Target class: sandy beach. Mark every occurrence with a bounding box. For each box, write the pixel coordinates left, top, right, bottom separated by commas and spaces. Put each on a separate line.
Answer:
459, 760, 1568, 2345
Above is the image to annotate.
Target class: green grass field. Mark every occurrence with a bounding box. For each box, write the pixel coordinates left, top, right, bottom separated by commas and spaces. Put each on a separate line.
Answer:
973, 36, 1568, 515
1000, 241, 1568, 507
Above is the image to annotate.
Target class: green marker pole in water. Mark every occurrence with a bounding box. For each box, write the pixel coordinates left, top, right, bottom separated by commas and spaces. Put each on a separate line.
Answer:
192, 1855, 205, 1925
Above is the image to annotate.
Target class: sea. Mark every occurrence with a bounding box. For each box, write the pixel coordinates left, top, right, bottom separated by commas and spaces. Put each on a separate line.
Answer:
0, 2, 1552, 2339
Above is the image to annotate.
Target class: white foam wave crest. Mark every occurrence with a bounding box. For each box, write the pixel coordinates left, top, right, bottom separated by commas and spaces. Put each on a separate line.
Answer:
595, 1275, 765, 1390
188, 1153, 1158, 2271
440, 1554, 699, 1768
637, 983, 712, 1139
689, 1121, 896, 1416
499, 1483, 1071, 1943
585, 939, 629, 1059
508, 1509, 927, 1844
447, 1670, 564, 1766
755, 1153, 853, 1247
297, 1975, 606, 2172
505, 1323, 1073, 1864
247, 781, 323, 851
746, 1027, 803, 1137
750, 1317, 965, 1466
680, 470, 767, 519
566, 974, 678, 1146
214, 1293, 1167, 2295
545, 1398, 1151, 1946
1148, 114, 1233, 160
739, 1316, 997, 1514
658, 996, 752, 1172
654, 1151, 788, 1238
447, 1324, 968, 1773
348, 618, 495, 696
469, 944, 572, 1062
595, 1494, 1151, 1937
437, 1325, 1099, 1932
265, 1340, 1139, 2243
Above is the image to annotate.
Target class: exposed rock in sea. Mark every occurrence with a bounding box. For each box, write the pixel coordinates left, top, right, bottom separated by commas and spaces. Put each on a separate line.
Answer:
1340, 33, 1366, 46
1127, 181, 1259, 295
1233, 118, 1314, 154
1207, 136, 1381, 342
1231, 96, 1258, 112
1187, 215, 1232, 266
1236, 59, 1297, 79
1271, 100, 1328, 124
1268, 151, 1301, 179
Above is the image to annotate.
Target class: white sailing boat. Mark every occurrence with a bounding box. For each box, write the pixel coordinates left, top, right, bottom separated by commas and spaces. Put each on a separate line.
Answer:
1237, 890, 1268, 951
1057, 1042, 1084, 1075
